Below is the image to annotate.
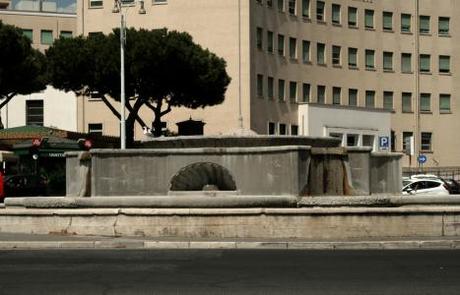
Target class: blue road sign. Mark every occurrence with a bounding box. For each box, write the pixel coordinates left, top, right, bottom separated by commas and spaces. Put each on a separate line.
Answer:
418, 154, 427, 164
379, 136, 389, 150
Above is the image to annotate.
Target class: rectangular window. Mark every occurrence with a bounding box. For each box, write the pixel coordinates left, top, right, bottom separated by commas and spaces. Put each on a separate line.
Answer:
362, 135, 375, 147
257, 74, 264, 97
268, 122, 276, 135
60, 31, 73, 38
348, 7, 357, 27
383, 51, 393, 71
302, 83, 310, 102
365, 49, 375, 69
289, 37, 297, 59
279, 123, 287, 135
302, 0, 310, 18
317, 43, 325, 64
89, 0, 103, 8
402, 92, 412, 112
278, 0, 284, 12
347, 134, 359, 147
348, 89, 358, 106
22, 29, 33, 41
421, 132, 432, 151
268, 77, 274, 99
316, 1, 325, 21
332, 45, 341, 66
267, 31, 274, 53
383, 11, 393, 30
420, 93, 431, 112
401, 14, 411, 32
26, 100, 44, 126
289, 81, 297, 102
419, 15, 430, 34
439, 94, 451, 113
291, 125, 299, 135
439, 55, 450, 73
365, 90, 375, 108
278, 79, 285, 101
332, 4, 341, 24
383, 91, 393, 110
302, 40, 310, 63
317, 85, 325, 103
40, 30, 53, 45
403, 132, 413, 153
365, 9, 374, 29
256, 27, 263, 50
288, 0, 296, 15
439, 17, 450, 35
348, 47, 357, 67
267, 0, 273, 7
401, 53, 412, 73
278, 34, 285, 56
88, 123, 103, 135
332, 87, 341, 105
419, 54, 431, 73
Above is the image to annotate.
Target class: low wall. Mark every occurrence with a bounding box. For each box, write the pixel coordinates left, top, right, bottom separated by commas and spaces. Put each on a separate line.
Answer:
1, 207, 460, 240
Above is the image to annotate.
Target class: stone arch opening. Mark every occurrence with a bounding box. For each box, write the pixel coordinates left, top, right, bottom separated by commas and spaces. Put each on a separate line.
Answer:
170, 162, 237, 191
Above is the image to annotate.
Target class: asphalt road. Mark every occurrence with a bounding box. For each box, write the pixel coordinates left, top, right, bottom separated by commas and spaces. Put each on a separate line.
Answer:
0, 250, 459, 294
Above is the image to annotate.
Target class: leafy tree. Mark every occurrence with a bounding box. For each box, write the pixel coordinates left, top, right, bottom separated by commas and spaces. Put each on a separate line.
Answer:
46, 28, 231, 144
0, 21, 47, 128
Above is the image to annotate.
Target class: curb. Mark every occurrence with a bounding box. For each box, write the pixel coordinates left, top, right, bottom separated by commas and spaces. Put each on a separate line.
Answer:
1, 240, 460, 250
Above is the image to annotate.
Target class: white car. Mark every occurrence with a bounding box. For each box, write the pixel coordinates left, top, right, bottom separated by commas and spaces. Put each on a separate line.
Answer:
402, 179, 450, 196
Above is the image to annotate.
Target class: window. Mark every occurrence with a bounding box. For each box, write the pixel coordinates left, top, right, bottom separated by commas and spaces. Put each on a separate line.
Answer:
420, 93, 431, 112
348, 89, 358, 106
268, 122, 276, 135
401, 14, 411, 32
256, 27, 263, 50
348, 47, 357, 67
439, 55, 450, 73
288, 0, 296, 15
60, 31, 73, 38
332, 45, 341, 66
365, 49, 375, 69
316, 1, 325, 21
267, 31, 274, 53
88, 123, 103, 135
267, 0, 273, 7
89, 0, 103, 8
419, 15, 430, 34
439, 94, 451, 113
383, 91, 393, 110
347, 134, 358, 147
153, 0, 167, 3
40, 30, 53, 45
365, 90, 375, 108
278, 34, 285, 56
402, 132, 413, 153
278, 0, 284, 12
364, 9, 374, 29
302, 83, 310, 102
26, 100, 44, 126
257, 74, 264, 97
362, 135, 375, 147
302, 40, 310, 63
332, 87, 341, 105
317, 85, 325, 103
401, 53, 412, 73
421, 132, 432, 151
383, 51, 393, 71
382, 11, 393, 30
332, 4, 341, 24
317, 43, 325, 64
291, 125, 299, 135
289, 81, 297, 102
278, 79, 285, 101
402, 92, 412, 113
279, 123, 287, 135
439, 17, 450, 35
289, 37, 297, 59
348, 7, 357, 27
268, 77, 274, 99
20, 30, 34, 43
419, 54, 430, 73
302, 0, 310, 18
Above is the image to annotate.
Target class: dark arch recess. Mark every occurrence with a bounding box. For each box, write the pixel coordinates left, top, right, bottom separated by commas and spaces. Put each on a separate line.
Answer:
170, 162, 237, 191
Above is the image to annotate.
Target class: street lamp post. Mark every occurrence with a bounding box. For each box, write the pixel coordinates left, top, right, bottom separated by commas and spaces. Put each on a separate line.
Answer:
112, 0, 145, 149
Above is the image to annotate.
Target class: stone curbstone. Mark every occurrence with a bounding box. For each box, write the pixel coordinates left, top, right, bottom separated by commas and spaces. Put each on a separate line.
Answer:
57, 241, 96, 249
144, 241, 189, 249
236, 242, 288, 249
287, 242, 335, 250
94, 240, 145, 249
419, 240, 455, 249
332, 242, 383, 250
189, 242, 236, 249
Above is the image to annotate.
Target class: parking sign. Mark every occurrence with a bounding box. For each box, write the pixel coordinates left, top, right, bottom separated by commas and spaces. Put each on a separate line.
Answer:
379, 136, 389, 151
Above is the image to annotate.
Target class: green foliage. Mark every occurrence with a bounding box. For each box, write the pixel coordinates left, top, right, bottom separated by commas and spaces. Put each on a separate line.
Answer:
0, 21, 47, 102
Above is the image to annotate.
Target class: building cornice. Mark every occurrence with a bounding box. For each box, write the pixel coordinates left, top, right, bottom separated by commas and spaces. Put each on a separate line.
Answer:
0, 10, 76, 18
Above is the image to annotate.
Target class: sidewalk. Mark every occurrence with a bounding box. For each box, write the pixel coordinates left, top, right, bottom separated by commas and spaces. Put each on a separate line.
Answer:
1, 232, 460, 250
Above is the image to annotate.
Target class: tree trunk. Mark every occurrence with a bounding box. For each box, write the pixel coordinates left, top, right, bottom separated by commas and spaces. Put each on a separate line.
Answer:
152, 109, 163, 137
125, 117, 135, 148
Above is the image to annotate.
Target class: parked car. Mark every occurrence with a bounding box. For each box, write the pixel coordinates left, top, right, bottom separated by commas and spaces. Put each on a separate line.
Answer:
441, 178, 460, 194
2, 174, 48, 200
402, 178, 450, 196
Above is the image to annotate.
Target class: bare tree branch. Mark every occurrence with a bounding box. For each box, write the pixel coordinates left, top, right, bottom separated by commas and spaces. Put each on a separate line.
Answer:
0, 93, 17, 110
100, 94, 121, 120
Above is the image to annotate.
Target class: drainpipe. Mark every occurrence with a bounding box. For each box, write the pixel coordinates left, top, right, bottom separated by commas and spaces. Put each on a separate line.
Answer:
414, 0, 421, 168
